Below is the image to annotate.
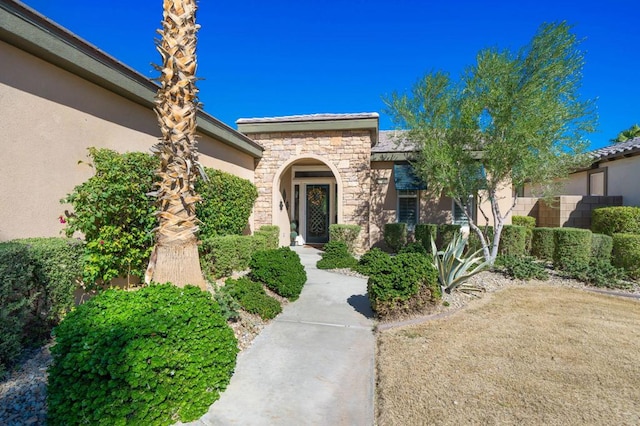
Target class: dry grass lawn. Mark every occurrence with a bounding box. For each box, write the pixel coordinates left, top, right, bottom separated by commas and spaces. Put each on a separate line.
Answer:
377, 285, 640, 425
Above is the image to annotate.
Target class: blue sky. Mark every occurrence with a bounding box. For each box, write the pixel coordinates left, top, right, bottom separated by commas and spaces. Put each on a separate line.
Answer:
19, 0, 639, 149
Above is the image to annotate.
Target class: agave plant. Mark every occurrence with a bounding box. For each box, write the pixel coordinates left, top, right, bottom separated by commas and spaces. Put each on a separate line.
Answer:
430, 231, 489, 294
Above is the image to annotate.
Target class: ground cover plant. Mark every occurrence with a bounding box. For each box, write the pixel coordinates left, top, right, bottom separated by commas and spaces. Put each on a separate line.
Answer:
377, 286, 640, 425
47, 284, 237, 425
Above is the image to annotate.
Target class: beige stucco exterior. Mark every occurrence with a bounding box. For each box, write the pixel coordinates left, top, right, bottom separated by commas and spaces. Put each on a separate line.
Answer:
0, 37, 257, 241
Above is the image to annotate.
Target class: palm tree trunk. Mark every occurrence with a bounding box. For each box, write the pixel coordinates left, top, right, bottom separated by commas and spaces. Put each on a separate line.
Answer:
147, 0, 205, 289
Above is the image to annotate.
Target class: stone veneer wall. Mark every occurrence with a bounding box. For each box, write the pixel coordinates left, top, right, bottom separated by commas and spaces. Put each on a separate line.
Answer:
247, 130, 372, 252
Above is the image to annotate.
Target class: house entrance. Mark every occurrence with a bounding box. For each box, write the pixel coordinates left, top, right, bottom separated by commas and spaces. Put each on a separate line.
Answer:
305, 184, 330, 243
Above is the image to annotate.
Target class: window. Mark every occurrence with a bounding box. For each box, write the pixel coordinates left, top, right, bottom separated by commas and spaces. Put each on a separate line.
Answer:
453, 196, 474, 225
398, 190, 419, 230
588, 168, 607, 196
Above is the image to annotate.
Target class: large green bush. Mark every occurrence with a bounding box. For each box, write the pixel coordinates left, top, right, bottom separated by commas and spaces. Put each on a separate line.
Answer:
195, 168, 258, 239
47, 284, 237, 425
553, 228, 592, 271
250, 247, 307, 300
367, 252, 440, 318
591, 206, 640, 236
200, 235, 253, 279
531, 227, 556, 261
612, 233, 640, 279
0, 238, 83, 376
61, 148, 158, 286
414, 223, 438, 253
498, 225, 528, 256
317, 241, 358, 270
384, 223, 407, 252
437, 224, 461, 249
355, 247, 391, 276
329, 224, 361, 254
224, 277, 282, 320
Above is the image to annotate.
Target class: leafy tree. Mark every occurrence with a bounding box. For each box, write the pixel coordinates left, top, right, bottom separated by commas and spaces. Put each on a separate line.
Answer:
385, 22, 596, 263
148, 0, 206, 288
612, 123, 640, 143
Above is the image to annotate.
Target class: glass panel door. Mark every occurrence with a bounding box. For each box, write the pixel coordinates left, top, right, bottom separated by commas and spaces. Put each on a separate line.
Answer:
305, 184, 330, 243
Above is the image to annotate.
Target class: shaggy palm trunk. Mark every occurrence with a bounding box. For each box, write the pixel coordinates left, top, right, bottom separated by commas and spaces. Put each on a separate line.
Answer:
147, 0, 205, 289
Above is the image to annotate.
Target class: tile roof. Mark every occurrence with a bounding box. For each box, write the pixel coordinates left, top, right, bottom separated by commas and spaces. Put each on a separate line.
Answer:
236, 113, 379, 124
589, 137, 640, 161
372, 130, 417, 153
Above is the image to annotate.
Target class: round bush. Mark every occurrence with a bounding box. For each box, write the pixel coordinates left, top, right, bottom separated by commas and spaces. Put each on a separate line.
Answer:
250, 247, 307, 300
355, 247, 391, 276
531, 228, 555, 261
47, 284, 238, 425
317, 241, 358, 270
553, 228, 592, 271
591, 206, 640, 236
367, 253, 440, 318
612, 233, 640, 279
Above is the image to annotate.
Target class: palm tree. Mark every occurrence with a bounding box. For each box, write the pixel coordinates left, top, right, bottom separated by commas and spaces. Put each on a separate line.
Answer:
146, 0, 206, 289
612, 123, 640, 143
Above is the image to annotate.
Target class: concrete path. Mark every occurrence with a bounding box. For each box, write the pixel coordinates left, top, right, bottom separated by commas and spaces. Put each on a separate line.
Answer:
185, 246, 376, 426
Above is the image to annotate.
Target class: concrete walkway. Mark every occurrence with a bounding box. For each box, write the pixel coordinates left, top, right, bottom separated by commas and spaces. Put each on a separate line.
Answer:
185, 246, 376, 426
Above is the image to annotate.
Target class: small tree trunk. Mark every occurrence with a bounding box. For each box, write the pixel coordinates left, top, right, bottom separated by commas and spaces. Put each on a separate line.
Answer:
149, 239, 206, 289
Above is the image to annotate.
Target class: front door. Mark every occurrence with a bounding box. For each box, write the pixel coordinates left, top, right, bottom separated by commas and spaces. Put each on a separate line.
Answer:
305, 184, 330, 243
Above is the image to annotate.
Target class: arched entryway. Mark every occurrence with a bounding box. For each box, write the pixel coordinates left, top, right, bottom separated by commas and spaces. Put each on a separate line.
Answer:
272, 155, 343, 245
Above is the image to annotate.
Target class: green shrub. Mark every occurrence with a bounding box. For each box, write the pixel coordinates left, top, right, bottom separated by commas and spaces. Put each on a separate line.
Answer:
0, 238, 84, 375
495, 255, 549, 281
498, 225, 528, 257
415, 224, 438, 253
200, 235, 253, 279
467, 226, 494, 254
531, 228, 556, 261
196, 168, 258, 239
590, 233, 613, 261
329, 224, 361, 254
254, 225, 280, 250
367, 253, 440, 318
512, 215, 536, 228
355, 248, 391, 276
384, 223, 407, 252
437, 224, 461, 249
553, 228, 592, 271
61, 148, 158, 286
563, 258, 629, 289
399, 242, 429, 256
224, 277, 282, 320
592, 206, 640, 236
612, 233, 640, 279
250, 247, 307, 300
47, 284, 237, 425
317, 241, 358, 270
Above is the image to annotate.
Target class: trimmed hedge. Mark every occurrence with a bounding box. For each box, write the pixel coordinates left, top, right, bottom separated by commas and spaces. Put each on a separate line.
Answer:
512, 215, 536, 228
250, 247, 307, 300
355, 248, 390, 276
612, 233, 640, 279
531, 228, 556, 261
224, 277, 282, 320
467, 226, 494, 254
195, 168, 258, 239
367, 252, 440, 319
553, 228, 592, 271
437, 224, 461, 249
498, 225, 528, 257
415, 224, 438, 253
384, 223, 407, 252
329, 224, 361, 254
591, 233, 613, 261
0, 238, 83, 376
254, 225, 280, 251
317, 241, 358, 270
47, 284, 238, 425
591, 206, 640, 236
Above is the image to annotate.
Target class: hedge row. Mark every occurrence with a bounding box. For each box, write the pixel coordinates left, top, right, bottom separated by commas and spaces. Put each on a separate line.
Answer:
0, 238, 83, 377
200, 225, 279, 279
329, 224, 361, 254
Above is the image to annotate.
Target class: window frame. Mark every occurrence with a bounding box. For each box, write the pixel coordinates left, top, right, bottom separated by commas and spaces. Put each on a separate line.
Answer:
587, 167, 607, 196
397, 189, 419, 230
452, 195, 475, 226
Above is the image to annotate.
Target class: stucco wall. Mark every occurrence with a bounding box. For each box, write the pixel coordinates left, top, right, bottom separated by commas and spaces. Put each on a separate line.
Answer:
0, 40, 254, 241
249, 130, 371, 250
